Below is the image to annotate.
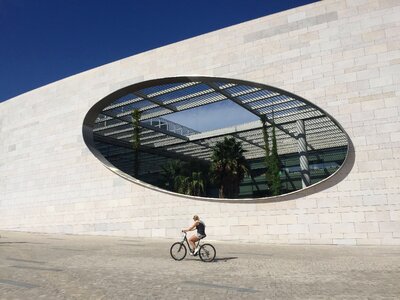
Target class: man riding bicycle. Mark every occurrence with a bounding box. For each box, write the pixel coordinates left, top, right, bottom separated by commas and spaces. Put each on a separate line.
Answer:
182, 215, 206, 255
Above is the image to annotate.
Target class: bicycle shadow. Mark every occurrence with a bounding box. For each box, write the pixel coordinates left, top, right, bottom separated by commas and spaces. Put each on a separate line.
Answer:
213, 256, 238, 262
187, 256, 238, 263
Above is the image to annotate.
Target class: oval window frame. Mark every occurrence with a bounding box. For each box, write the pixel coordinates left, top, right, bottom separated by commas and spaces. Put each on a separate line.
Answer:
82, 76, 354, 203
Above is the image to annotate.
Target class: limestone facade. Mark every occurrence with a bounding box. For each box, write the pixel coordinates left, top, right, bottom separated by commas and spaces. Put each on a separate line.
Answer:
1, 0, 399, 245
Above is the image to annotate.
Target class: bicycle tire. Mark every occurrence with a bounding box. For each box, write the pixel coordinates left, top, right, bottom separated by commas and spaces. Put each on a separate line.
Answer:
170, 242, 187, 261
199, 243, 216, 262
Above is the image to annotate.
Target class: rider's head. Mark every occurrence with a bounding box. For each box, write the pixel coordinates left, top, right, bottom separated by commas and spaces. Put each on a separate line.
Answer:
193, 215, 199, 221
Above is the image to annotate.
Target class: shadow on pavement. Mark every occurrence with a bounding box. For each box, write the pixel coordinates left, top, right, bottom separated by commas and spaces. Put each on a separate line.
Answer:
183, 256, 238, 263
213, 256, 238, 262
0, 242, 28, 244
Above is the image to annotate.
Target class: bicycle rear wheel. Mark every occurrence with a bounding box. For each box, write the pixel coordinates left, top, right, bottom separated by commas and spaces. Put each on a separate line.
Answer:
170, 242, 187, 261
199, 243, 216, 262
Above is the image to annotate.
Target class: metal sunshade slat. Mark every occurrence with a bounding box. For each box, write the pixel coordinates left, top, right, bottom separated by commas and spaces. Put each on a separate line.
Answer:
258, 100, 306, 115
104, 94, 143, 111
152, 137, 188, 148
141, 107, 173, 120
153, 83, 211, 102
224, 85, 262, 97
307, 131, 347, 141
173, 144, 208, 153
213, 82, 237, 89
103, 126, 133, 137
164, 143, 203, 151
181, 149, 212, 156
267, 108, 322, 124
93, 120, 128, 132
161, 88, 215, 106
139, 133, 171, 143
237, 89, 280, 104
142, 82, 200, 98
248, 96, 292, 110
173, 92, 227, 111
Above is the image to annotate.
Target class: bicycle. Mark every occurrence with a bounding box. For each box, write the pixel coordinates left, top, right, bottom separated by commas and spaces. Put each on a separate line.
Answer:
170, 232, 216, 262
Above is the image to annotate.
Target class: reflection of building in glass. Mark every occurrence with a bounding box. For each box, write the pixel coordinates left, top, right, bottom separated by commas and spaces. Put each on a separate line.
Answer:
91, 77, 348, 198
142, 118, 199, 136
240, 147, 347, 197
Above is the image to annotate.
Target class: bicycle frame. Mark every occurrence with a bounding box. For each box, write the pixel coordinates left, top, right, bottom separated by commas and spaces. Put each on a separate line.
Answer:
180, 232, 201, 252
170, 231, 216, 262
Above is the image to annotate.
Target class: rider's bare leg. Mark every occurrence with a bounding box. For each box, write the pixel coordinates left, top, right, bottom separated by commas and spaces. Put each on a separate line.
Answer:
189, 235, 199, 252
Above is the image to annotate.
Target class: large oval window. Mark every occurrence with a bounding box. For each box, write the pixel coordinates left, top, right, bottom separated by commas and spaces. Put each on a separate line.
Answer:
83, 76, 350, 199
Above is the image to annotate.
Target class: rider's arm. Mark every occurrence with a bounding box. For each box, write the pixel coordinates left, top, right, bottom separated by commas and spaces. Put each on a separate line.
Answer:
182, 220, 199, 232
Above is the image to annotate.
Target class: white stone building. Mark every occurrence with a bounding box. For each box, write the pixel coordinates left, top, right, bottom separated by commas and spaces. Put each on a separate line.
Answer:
1, 0, 399, 245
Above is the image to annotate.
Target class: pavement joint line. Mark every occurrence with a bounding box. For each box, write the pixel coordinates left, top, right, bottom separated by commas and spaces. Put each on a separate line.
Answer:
227, 252, 274, 257
183, 280, 259, 293
118, 239, 144, 242
49, 247, 86, 251
0, 279, 40, 289
7, 257, 46, 264
18, 242, 49, 245
10, 265, 63, 272
0, 242, 28, 245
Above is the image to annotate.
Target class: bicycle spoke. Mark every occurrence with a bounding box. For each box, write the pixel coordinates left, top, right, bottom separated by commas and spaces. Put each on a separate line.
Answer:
170, 242, 187, 261
199, 244, 216, 262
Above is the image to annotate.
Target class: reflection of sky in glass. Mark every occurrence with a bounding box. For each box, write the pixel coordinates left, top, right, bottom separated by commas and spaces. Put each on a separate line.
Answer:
163, 100, 259, 132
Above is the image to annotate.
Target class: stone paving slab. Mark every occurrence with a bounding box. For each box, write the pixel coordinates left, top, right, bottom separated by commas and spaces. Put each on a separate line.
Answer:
1, 231, 400, 299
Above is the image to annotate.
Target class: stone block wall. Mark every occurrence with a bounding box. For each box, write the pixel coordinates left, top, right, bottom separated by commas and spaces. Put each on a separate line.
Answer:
1, 0, 399, 245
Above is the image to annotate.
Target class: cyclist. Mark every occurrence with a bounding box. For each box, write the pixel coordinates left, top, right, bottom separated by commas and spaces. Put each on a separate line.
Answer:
182, 215, 206, 255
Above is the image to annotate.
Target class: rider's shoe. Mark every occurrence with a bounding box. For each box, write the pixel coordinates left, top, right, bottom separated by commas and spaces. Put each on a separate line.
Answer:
194, 247, 200, 255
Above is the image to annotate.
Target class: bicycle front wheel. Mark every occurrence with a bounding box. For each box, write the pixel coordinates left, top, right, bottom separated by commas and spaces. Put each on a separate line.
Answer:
199, 243, 216, 262
170, 242, 187, 261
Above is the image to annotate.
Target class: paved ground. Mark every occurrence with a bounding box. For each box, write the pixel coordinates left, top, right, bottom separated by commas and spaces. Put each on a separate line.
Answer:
1, 231, 400, 299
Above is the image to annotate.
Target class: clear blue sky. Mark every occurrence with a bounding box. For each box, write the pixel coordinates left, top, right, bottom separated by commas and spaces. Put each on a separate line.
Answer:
0, 0, 318, 102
